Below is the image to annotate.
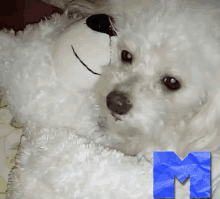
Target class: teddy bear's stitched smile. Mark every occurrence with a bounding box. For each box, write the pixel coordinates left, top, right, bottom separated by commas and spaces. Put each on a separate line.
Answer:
71, 45, 101, 75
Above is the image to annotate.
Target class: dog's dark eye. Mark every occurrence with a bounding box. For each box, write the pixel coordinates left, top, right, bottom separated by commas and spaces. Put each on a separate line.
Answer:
121, 50, 132, 64
162, 76, 181, 91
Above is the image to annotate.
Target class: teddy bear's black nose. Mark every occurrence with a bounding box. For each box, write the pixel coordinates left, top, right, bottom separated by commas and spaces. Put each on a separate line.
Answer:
106, 91, 132, 115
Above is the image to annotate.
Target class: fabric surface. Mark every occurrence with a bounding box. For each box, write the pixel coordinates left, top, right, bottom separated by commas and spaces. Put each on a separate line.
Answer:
0, 97, 22, 199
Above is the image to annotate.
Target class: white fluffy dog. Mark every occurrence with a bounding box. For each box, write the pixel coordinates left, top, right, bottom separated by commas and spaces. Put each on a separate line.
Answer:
77, 0, 220, 159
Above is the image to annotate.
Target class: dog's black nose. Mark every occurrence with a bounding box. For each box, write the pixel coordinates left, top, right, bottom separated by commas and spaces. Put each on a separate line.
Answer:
106, 91, 132, 115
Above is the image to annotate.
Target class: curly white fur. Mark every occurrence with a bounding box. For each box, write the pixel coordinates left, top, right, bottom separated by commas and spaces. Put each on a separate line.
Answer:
1, 0, 220, 198
93, 0, 220, 160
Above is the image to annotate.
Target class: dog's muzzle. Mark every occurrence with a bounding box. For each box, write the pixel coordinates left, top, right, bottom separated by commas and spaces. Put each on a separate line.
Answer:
106, 91, 132, 115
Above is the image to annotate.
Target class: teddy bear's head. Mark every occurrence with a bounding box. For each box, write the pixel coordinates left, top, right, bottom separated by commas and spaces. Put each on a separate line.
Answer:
0, 13, 116, 134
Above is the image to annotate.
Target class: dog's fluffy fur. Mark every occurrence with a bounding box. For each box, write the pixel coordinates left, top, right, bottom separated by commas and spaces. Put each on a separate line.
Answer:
1, 0, 220, 160
86, 0, 220, 159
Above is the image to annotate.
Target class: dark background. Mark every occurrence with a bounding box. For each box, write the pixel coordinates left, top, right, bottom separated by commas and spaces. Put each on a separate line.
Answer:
2, 0, 220, 34
0, 0, 63, 33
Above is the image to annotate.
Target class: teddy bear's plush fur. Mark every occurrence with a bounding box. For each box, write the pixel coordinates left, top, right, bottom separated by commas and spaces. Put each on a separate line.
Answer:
0, 13, 100, 137
1, 0, 220, 198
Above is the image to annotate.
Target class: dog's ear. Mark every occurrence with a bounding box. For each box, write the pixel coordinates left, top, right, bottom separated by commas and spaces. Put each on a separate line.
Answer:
180, 87, 220, 157
191, 89, 220, 132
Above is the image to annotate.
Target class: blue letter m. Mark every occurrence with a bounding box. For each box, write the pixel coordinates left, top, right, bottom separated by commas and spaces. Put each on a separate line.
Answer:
153, 151, 211, 198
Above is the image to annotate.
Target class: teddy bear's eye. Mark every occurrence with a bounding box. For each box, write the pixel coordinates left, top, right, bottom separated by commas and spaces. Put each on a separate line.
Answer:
121, 50, 132, 64
162, 76, 181, 91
